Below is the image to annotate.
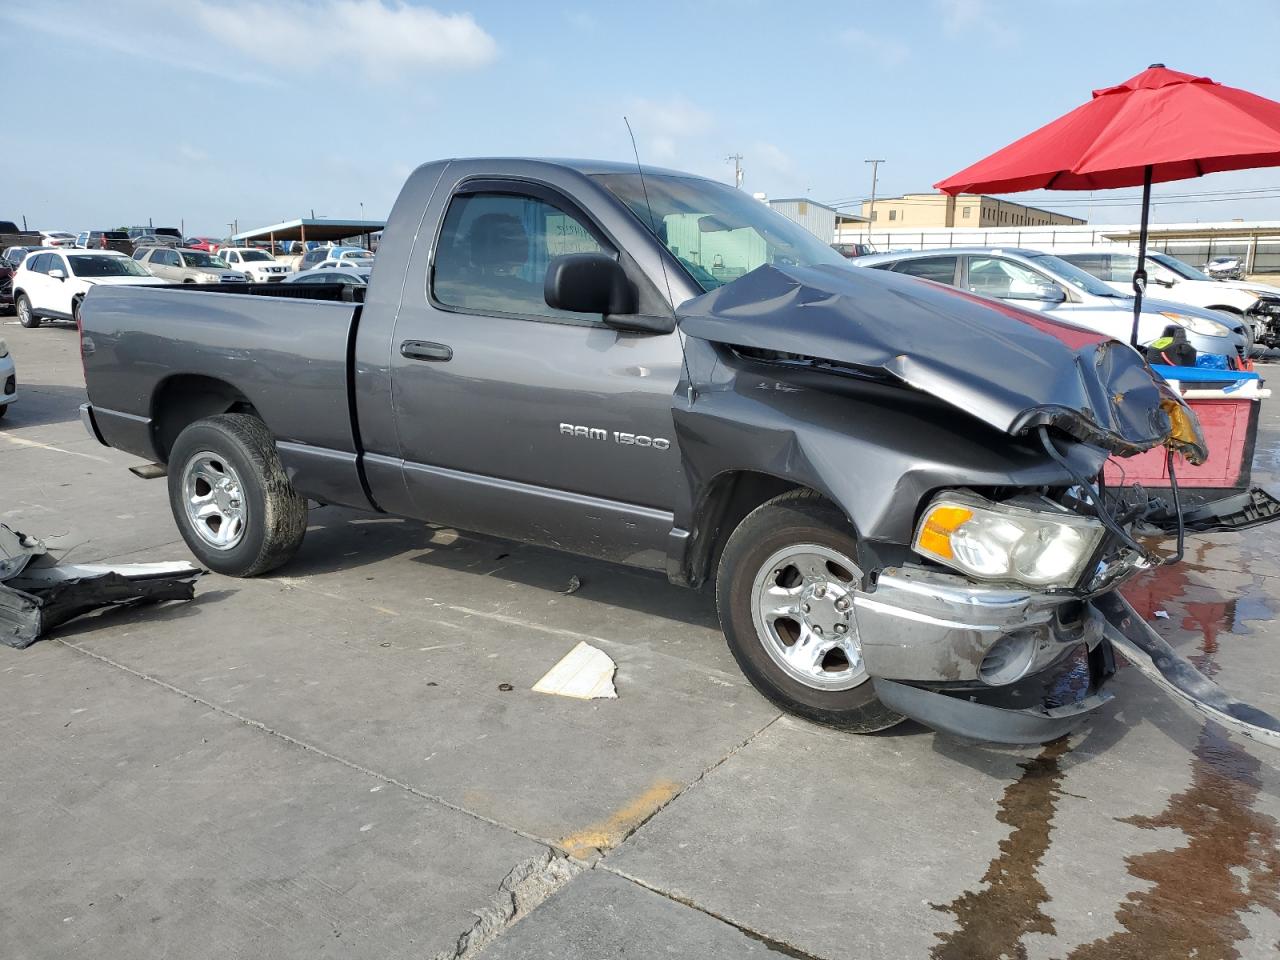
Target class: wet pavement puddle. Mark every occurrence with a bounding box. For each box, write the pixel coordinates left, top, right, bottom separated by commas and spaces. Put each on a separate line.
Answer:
931, 558, 1280, 959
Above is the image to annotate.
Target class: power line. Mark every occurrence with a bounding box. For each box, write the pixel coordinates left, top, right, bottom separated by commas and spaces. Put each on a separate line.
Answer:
822, 184, 1280, 210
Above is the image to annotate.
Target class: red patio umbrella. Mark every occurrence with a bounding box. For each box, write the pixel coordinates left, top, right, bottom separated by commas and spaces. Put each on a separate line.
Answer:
935, 64, 1280, 347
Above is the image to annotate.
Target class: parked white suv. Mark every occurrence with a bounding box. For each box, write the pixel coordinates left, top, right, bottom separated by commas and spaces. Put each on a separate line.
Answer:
11, 250, 165, 328
0, 336, 15, 420
218, 248, 291, 282
136, 247, 247, 284
1053, 248, 1278, 317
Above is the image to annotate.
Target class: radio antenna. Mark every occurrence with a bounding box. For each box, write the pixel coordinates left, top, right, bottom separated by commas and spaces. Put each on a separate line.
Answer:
623, 116, 674, 309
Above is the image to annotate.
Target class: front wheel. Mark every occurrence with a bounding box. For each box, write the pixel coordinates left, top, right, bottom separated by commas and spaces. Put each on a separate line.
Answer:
716, 490, 904, 733
167, 414, 308, 576
15, 294, 39, 328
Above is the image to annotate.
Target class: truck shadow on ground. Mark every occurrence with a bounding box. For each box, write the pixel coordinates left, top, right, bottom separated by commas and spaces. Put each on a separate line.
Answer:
289, 508, 723, 631
0, 382, 90, 428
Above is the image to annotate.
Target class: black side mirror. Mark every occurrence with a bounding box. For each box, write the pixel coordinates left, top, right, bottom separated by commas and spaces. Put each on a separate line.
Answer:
545, 252, 637, 316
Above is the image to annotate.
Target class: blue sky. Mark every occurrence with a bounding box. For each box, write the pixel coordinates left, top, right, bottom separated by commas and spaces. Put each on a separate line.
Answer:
6, 0, 1280, 236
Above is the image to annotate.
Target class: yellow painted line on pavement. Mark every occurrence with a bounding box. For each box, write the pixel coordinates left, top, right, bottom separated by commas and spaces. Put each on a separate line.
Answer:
558, 779, 683, 858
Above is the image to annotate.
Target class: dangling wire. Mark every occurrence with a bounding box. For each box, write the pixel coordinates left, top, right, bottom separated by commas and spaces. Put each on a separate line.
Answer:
1038, 426, 1156, 561
1163, 448, 1185, 565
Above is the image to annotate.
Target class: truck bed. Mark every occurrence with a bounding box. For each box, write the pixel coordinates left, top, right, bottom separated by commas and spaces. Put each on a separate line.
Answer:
80, 283, 367, 506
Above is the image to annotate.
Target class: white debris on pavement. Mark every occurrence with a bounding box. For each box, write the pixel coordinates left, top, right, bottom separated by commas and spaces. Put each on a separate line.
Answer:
532, 641, 618, 700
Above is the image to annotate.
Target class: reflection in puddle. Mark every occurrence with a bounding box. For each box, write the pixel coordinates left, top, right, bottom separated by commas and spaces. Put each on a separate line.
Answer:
930, 738, 1070, 959
930, 557, 1280, 958
1068, 564, 1280, 959
1066, 725, 1280, 960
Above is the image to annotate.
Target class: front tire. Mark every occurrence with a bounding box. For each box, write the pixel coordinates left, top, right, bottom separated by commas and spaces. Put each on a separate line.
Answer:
167, 414, 308, 576
716, 490, 904, 733
15, 293, 39, 328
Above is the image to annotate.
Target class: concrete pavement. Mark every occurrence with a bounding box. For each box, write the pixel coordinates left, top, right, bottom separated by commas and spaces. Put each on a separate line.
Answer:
3, 317, 1280, 958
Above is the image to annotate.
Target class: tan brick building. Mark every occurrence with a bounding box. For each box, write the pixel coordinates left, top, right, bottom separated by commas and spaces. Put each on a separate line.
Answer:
861, 193, 1085, 228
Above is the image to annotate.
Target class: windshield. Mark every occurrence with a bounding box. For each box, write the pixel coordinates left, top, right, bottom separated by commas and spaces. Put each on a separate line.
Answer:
181, 250, 228, 268
70, 255, 150, 278
338, 249, 373, 260
1022, 251, 1125, 298
236, 250, 272, 262
1150, 252, 1212, 281
594, 173, 851, 292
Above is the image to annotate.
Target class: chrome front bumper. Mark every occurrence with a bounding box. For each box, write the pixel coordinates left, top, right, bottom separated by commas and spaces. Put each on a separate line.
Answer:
855, 565, 1280, 748
854, 566, 1103, 684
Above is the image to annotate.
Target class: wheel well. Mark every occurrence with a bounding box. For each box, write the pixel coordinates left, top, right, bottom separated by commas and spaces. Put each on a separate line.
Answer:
684, 471, 802, 588
152, 375, 258, 461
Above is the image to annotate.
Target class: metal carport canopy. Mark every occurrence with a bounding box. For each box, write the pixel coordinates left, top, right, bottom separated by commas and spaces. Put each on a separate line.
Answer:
231, 218, 386, 244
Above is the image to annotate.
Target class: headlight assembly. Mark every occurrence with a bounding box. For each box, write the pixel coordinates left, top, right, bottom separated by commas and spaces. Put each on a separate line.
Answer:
913, 491, 1105, 588
1161, 311, 1231, 337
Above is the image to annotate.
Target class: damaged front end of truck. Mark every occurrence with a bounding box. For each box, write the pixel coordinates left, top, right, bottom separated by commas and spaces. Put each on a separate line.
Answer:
675, 262, 1280, 746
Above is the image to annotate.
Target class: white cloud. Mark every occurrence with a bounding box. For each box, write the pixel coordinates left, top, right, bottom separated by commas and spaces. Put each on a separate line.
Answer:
0, 0, 496, 85
625, 96, 713, 162
177, 144, 209, 163
839, 27, 908, 67
936, 0, 1018, 44
194, 0, 498, 80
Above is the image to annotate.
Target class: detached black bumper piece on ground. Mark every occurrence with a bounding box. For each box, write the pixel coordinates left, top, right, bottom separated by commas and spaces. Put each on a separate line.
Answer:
0, 523, 203, 649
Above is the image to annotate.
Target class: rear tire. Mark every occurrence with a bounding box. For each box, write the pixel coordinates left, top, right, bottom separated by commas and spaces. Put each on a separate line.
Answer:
16, 294, 39, 328
716, 489, 904, 733
167, 414, 308, 577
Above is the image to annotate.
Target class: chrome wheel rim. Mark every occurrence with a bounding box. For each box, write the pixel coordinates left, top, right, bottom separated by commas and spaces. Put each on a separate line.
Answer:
750, 543, 868, 691
181, 451, 247, 551
17, 298, 30, 324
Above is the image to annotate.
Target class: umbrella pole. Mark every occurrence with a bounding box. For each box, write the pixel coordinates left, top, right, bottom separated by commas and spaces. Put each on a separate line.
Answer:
1130, 164, 1153, 347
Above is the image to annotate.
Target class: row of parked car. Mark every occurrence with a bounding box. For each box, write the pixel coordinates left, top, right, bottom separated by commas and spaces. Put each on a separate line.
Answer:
0, 243, 376, 327
850, 246, 1280, 357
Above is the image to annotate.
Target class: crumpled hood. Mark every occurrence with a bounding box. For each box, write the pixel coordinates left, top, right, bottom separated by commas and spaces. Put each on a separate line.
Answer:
677, 263, 1175, 456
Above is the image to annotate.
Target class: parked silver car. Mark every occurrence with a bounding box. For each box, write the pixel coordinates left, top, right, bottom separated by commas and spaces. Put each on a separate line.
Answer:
135, 247, 247, 284
853, 247, 1249, 360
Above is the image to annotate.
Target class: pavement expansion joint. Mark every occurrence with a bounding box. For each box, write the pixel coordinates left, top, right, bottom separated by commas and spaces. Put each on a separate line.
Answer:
429, 849, 585, 960
598, 865, 833, 960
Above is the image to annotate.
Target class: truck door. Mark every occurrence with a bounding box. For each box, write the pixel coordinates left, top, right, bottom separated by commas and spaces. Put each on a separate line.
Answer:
385, 180, 686, 569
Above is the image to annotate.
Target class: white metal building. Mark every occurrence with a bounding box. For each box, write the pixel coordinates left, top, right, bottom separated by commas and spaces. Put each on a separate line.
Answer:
769, 198, 867, 243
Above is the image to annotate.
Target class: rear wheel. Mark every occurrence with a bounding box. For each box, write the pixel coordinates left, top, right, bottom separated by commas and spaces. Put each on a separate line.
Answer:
717, 490, 904, 732
15, 294, 39, 328
167, 414, 308, 577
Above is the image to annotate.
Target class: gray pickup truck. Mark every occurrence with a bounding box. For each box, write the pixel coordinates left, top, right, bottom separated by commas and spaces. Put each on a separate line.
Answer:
79, 158, 1280, 747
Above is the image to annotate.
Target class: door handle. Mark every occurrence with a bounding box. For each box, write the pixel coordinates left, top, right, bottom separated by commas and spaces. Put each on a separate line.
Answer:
400, 340, 453, 362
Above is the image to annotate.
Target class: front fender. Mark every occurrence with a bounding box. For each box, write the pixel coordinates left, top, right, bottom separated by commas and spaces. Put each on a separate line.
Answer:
674, 342, 1106, 563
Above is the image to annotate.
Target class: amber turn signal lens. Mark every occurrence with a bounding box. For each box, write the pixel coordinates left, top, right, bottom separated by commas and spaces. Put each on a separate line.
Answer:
916, 505, 974, 560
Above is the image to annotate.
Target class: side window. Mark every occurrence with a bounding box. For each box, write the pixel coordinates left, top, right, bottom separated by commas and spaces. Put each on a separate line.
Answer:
966, 257, 1055, 300
50, 255, 68, 275
432, 191, 607, 322
1063, 254, 1106, 279
162, 250, 179, 266
27, 253, 49, 273
890, 256, 958, 285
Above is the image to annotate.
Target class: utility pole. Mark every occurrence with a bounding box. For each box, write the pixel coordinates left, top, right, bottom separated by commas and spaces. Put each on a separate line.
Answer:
726, 153, 744, 189
864, 159, 885, 238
